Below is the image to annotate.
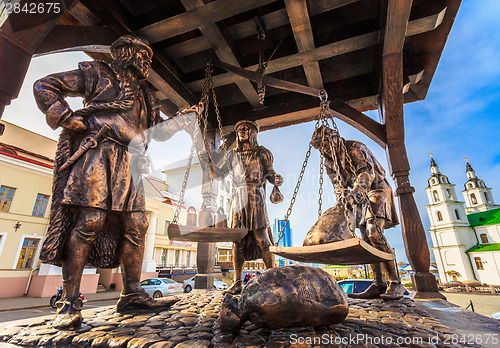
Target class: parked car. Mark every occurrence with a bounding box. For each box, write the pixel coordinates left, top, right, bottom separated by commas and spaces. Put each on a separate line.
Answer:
182, 276, 228, 292
140, 278, 183, 298
442, 280, 464, 287
337, 279, 410, 296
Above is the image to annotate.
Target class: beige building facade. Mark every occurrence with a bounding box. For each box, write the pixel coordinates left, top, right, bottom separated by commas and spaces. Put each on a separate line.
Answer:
0, 121, 166, 297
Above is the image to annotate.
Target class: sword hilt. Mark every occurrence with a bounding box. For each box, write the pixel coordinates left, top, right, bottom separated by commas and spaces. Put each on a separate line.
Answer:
58, 125, 111, 173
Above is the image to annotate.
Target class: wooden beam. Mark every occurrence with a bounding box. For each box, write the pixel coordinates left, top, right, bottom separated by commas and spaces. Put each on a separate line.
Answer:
0, 1, 74, 118
223, 95, 377, 131
406, 7, 446, 37
78, 0, 197, 107
284, 0, 323, 89
378, 0, 441, 297
136, 0, 277, 44
180, 0, 261, 109
166, 0, 360, 59
406, 0, 461, 101
187, 11, 447, 91
34, 25, 117, 56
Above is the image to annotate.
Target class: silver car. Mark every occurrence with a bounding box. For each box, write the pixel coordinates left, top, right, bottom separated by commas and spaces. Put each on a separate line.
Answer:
182, 276, 228, 293
140, 278, 184, 298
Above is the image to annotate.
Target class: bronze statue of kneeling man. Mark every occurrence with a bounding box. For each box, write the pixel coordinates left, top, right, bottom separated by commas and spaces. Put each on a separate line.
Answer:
33, 36, 196, 329
311, 125, 406, 300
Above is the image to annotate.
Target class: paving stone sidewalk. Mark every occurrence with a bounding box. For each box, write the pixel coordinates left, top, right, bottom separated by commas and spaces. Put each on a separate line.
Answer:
0, 292, 121, 312
0, 291, 489, 347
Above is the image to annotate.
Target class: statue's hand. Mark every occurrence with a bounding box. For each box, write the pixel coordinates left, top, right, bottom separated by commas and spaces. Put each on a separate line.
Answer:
178, 102, 204, 116
273, 174, 284, 187
46, 103, 87, 132
345, 192, 356, 211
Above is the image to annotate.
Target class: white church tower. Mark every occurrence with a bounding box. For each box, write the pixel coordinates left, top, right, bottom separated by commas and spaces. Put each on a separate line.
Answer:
425, 154, 476, 282
462, 157, 499, 214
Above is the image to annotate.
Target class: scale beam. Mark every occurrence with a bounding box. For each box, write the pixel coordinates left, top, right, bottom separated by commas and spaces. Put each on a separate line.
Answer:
270, 238, 395, 265
168, 224, 247, 243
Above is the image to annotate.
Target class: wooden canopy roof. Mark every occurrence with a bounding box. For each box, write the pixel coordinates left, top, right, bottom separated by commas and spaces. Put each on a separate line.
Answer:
34, 0, 460, 144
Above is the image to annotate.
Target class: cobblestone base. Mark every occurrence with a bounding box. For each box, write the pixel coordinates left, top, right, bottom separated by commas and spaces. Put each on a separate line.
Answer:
0, 292, 483, 347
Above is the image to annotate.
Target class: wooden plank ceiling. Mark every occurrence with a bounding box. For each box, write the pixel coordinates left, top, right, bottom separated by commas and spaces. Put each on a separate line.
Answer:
40, 0, 460, 134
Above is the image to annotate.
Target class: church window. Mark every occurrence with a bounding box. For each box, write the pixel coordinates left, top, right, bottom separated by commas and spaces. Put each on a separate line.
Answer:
433, 191, 439, 202
455, 209, 460, 220
474, 257, 484, 270
446, 189, 453, 200
437, 211, 443, 221
480, 234, 489, 244
484, 192, 491, 203
431, 178, 436, 185
467, 183, 473, 189
470, 193, 478, 205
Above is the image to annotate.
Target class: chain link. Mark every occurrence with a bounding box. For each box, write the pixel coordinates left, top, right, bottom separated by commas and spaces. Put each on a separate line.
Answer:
172, 143, 195, 224
173, 66, 216, 222
318, 154, 324, 218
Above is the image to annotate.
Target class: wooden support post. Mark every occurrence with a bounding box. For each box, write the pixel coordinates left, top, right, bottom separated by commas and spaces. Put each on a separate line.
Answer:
378, 0, 443, 299
380, 55, 444, 299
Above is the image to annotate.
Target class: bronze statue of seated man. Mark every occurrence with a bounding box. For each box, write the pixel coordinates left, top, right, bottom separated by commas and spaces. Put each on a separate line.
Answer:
310, 125, 406, 300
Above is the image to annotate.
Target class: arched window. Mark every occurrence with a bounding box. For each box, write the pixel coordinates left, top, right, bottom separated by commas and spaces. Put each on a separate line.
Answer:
431, 178, 436, 185
467, 183, 473, 189
433, 191, 439, 202
0, 146, 17, 155
480, 234, 489, 244
446, 189, 453, 200
474, 257, 484, 270
470, 193, 478, 205
437, 211, 443, 221
484, 192, 491, 203
455, 209, 460, 220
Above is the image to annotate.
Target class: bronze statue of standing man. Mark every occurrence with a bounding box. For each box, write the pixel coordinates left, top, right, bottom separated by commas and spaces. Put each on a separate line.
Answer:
311, 125, 406, 300
211, 120, 283, 294
33, 36, 194, 329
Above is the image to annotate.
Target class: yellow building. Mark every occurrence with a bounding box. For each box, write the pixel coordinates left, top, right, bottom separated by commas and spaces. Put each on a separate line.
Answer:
322, 265, 352, 279
0, 121, 187, 297
0, 121, 59, 297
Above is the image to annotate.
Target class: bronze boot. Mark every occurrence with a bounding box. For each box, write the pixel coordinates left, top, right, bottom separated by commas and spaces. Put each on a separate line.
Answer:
223, 280, 243, 295
348, 282, 387, 299
380, 281, 406, 301
52, 298, 83, 330
116, 291, 180, 313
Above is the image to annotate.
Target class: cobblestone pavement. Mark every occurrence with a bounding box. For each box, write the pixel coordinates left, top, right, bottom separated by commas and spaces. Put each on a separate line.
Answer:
0, 291, 486, 347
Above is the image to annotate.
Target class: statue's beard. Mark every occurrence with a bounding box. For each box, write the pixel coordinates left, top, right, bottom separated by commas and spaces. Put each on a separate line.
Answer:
129, 59, 150, 80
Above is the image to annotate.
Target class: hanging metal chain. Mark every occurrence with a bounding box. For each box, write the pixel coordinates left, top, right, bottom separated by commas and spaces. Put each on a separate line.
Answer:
172, 67, 214, 223
275, 99, 328, 246
172, 143, 196, 224
318, 154, 324, 218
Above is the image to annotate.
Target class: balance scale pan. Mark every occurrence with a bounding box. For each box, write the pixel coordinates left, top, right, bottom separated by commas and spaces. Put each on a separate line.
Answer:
168, 224, 248, 243
269, 238, 395, 265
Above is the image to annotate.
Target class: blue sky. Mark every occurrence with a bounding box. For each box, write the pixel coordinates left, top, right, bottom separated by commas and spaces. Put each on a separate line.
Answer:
3, 1, 500, 263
